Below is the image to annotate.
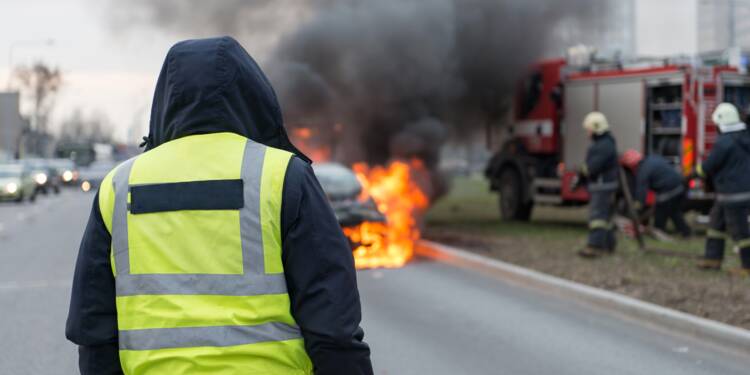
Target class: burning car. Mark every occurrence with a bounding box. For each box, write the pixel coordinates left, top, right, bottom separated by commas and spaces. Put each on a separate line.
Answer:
312, 162, 386, 230
313, 160, 429, 269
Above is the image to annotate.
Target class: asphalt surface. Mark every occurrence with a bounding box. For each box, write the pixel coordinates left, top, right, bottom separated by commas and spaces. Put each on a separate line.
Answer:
1, 191, 749, 374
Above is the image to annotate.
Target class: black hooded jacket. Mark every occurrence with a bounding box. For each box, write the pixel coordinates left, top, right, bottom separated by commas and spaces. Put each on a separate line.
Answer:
66, 36, 372, 375
701, 127, 750, 198
633, 155, 684, 205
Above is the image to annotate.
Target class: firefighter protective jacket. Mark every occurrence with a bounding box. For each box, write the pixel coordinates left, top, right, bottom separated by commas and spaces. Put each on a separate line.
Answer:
634, 155, 684, 205
65, 36, 373, 375
583, 132, 619, 191
700, 124, 750, 204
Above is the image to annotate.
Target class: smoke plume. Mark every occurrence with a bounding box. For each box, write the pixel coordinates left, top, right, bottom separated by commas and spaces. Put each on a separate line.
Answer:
109, 0, 614, 169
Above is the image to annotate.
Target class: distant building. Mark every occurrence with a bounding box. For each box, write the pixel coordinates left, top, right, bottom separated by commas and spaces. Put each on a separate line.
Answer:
634, 0, 750, 57
697, 0, 750, 53
548, 0, 637, 58
0, 92, 24, 160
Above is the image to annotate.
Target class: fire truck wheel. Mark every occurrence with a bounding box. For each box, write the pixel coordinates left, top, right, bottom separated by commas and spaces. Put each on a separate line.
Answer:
498, 168, 533, 221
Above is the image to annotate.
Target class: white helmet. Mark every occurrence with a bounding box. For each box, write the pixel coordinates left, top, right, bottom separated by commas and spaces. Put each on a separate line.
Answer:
582, 112, 610, 135
712, 103, 741, 128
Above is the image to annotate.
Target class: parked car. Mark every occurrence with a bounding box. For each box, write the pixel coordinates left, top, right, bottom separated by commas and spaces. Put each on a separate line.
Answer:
0, 163, 37, 203
312, 162, 385, 228
78, 161, 117, 192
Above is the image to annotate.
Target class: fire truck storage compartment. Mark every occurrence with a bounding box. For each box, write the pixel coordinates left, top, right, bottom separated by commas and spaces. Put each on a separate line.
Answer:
720, 72, 750, 117
562, 77, 644, 170
646, 81, 683, 167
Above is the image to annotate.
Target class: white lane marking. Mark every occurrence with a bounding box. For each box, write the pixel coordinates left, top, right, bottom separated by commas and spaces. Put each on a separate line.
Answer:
0, 279, 70, 292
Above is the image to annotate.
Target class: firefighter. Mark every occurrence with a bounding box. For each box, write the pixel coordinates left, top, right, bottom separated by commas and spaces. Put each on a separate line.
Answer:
65, 37, 373, 374
696, 102, 750, 276
620, 149, 691, 238
578, 112, 619, 258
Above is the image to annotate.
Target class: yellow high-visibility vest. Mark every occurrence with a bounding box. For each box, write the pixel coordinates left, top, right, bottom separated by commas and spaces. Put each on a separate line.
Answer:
98, 132, 313, 375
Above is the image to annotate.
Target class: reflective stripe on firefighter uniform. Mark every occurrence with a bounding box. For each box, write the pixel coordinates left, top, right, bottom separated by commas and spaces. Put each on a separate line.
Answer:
716, 191, 750, 204
655, 185, 684, 203
588, 219, 614, 230
587, 189, 617, 251
98, 132, 313, 375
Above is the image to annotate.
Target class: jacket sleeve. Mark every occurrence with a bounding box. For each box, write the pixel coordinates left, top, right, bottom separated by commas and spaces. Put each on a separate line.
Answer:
700, 137, 730, 178
281, 157, 374, 375
65, 193, 123, 375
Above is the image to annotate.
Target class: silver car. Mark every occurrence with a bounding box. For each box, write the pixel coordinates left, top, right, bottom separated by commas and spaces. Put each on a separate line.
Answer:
312, 163, 385, 228
78, 161, 118, 192
0, 163, 36, 203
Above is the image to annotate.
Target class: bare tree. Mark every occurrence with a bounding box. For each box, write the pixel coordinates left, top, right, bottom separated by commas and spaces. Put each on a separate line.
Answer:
14, 61, 62, 133
59, 109, 114, 144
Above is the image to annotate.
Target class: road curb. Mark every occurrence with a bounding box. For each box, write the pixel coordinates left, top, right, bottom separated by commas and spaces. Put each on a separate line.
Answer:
416, 240, 750, 354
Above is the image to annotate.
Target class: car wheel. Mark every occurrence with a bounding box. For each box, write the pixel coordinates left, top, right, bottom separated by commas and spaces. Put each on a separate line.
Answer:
15, 192, 24, 203
498, 168, 533, 221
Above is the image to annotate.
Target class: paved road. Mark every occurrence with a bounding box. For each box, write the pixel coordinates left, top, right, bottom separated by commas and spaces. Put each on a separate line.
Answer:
1, 192, 749, 374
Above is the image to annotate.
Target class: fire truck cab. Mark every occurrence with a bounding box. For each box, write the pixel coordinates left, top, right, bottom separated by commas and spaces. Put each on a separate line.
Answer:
486, 53, 750, 221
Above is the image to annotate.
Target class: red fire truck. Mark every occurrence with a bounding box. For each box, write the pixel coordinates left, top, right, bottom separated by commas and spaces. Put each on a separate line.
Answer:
485, 55, 750, 220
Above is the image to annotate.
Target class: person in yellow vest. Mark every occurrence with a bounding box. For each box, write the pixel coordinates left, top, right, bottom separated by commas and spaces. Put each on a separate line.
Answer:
66, 37, 373, 375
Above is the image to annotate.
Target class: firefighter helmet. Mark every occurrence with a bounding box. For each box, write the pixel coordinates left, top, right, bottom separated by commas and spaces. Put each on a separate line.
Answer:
712, 103, 741, 128
620, 149, 643, 170
582, 112, 610, 135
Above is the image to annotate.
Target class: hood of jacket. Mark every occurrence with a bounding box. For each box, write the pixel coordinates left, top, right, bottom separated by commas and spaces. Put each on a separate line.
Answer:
144, 36, 309, 162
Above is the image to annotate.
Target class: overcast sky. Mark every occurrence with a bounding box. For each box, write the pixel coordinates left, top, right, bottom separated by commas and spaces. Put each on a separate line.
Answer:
0, 0, 219, 143
0, 0, 699, 144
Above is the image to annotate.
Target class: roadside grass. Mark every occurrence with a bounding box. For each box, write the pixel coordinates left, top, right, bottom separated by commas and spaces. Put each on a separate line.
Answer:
426, 175, 586, 240
426, 174, 731, 267
424, 175, 750, 329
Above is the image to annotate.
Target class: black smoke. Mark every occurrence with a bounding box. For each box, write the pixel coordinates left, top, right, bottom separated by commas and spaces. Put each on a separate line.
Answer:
108, 0, 614, 169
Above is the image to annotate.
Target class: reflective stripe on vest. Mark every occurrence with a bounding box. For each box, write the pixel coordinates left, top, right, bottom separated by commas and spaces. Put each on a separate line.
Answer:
103, 134, 312, 374
119, 322, 302, 351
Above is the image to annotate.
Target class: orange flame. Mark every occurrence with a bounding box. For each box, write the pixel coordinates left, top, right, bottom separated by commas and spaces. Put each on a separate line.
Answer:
291, 127, 331, 162
344, 160, 430, 269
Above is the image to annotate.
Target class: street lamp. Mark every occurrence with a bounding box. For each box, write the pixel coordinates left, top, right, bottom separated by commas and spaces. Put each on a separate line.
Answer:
6, 38, 55, 90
